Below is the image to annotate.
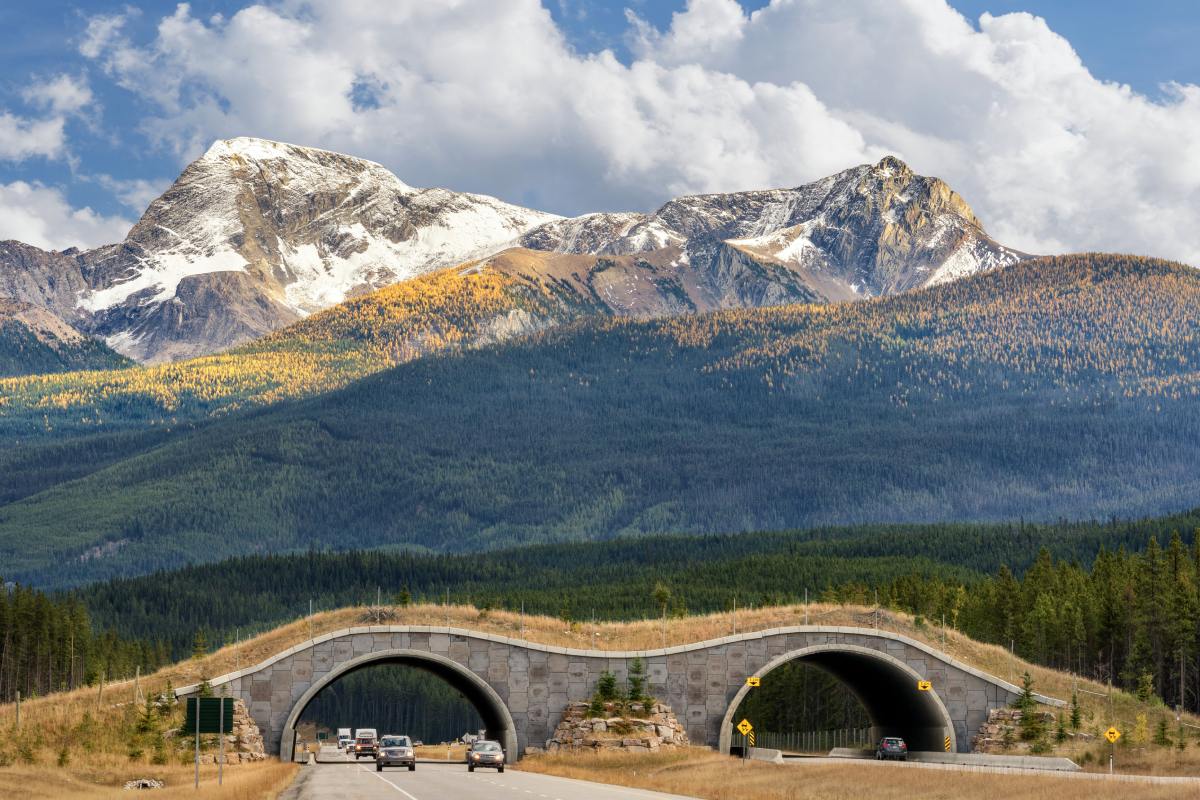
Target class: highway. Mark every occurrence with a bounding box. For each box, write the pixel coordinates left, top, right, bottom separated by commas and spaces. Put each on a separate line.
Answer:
279, 747, 699, 800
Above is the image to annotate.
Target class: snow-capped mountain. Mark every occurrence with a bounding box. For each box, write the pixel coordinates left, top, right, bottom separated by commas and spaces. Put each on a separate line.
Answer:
2, 138, 557, 362
518, 156, 1023, 303
0, 141, 1023, 364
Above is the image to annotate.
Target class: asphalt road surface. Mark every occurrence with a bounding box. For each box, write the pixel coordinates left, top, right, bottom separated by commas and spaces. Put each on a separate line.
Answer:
280, 746, 698, 800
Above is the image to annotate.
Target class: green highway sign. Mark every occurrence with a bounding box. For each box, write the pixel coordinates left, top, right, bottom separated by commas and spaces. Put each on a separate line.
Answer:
184, 697, 234, 734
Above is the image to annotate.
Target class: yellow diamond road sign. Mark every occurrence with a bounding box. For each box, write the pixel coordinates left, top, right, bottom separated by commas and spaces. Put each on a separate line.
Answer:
737, 719, 753, 736
1105, 727, 1121, 743
746, 676, 761, 687
917, 680, 932, 691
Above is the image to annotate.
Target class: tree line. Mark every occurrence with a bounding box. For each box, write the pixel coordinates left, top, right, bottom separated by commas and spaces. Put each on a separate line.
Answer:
0, 581, 169, 703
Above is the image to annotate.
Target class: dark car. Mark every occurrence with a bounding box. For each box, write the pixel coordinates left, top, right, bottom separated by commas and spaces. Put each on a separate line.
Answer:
875, 736, 908, 761
376, 735, 416, 772
467, 740, 505, 772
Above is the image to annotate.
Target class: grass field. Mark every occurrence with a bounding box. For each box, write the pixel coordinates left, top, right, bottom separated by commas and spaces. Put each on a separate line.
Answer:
518, 748, 1200, 800
0, 758, 296, 799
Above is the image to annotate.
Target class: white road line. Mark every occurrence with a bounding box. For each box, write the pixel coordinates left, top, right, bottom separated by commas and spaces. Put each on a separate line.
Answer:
359, 764, 422, 800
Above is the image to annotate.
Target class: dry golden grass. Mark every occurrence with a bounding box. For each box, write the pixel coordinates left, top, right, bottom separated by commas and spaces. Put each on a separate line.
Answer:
414, 744, 467, 761
518, 748, 1200, 800
0, 757, 296, 799
3, 601, 1198, 779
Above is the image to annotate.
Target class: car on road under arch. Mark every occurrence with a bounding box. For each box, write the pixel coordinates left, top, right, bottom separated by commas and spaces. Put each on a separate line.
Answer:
467, 739, 505, 772
875, 736, 908, 761
376, 735, 416, 771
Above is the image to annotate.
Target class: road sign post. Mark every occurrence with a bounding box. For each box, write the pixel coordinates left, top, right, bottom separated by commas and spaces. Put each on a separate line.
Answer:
1104, 726, 1120, 774
737, 718, 754, 761
185, 697, 235, 788
194, 697, 200, 790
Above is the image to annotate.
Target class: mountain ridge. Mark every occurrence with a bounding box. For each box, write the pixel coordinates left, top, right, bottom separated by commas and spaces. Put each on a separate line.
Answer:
0, 138, 1023, 364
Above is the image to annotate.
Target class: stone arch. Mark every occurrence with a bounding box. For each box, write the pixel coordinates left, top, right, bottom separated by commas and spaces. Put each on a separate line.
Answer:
279, 648, 518, 762
717, 643, 957, 754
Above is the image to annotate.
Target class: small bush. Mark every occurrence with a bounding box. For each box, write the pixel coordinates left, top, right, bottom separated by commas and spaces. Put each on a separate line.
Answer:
1080, 750, 1094, 764
57, 746, 70, 767
1154, 718, 1172, 747
0, 749, 13, 768
17, 742, 36, 764
127, 746, 144, 761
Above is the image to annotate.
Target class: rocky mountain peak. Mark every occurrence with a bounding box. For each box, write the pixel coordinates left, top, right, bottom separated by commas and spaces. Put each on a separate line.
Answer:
57, 138, 557, 362
0, 141, 1022, 365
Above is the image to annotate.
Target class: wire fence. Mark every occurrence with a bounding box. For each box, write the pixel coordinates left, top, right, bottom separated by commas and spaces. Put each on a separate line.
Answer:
736, 727, 872, 754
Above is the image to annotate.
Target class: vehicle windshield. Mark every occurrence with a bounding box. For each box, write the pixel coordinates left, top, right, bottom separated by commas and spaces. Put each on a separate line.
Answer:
380, 737, 409, 747
473, 741, 501, 752
883, 738, 904, 745
356, 737, 373, 743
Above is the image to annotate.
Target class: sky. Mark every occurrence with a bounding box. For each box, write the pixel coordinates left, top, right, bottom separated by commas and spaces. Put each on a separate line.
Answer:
1, 0, 1199, 265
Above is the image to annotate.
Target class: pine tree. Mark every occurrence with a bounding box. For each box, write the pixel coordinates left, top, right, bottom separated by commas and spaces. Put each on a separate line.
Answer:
1154, 718, 1172, 747
191, 630, 208, 660
1013, 672, 1044, 742
626, 658, 648, 709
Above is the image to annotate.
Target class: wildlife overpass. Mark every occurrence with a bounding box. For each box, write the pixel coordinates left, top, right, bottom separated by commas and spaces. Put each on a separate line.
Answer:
177, 624, 1061, 762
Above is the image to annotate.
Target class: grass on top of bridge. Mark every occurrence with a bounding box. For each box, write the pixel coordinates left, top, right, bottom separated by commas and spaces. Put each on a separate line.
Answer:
518, 747, 1200, 800
3, 601, 1199, 783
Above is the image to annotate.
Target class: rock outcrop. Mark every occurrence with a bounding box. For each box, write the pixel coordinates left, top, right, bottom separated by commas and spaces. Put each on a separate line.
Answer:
539, 701, 689, 754
971, 707, 1061, 754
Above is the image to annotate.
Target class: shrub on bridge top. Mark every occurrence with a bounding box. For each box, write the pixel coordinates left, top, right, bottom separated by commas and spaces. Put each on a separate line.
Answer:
587, 671, 622, 717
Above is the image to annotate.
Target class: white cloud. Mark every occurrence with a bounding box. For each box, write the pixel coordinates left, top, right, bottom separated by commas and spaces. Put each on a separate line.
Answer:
0, 113, 66, 161
0, 181, 132, 251
0, 73, 94, 162
75, 0, 1200, 264
22, 74, 94, 115
94, 174, 171, 213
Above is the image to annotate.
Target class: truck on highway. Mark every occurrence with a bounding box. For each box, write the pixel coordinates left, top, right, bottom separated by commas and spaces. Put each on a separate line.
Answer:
337, 728, 352, 751
353, 728, 378, 759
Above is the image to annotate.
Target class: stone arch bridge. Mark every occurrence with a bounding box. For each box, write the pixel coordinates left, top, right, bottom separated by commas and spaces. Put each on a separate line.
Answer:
177, 625, 1062, 762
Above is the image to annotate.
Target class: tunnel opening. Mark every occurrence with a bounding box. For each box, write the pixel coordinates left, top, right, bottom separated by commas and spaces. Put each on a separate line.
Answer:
722, 645, 955, 754
281, 650, 517, 762
297, 662, 485, 746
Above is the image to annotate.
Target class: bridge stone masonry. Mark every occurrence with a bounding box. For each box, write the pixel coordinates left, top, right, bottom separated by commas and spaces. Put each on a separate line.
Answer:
176, 625, 1063, 763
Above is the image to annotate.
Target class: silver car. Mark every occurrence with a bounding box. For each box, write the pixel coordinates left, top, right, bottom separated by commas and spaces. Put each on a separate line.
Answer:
376, 735, 416, 772
467, 740, 505, 773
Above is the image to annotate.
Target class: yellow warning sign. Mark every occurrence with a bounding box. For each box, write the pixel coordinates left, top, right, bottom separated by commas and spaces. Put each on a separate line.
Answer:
1104, 727, 1121, 743
748, 731, 756, 747
737, 719, 754, 736
944, 736, 952, 751
917, 680, 932, 691
746, 676, 761, 687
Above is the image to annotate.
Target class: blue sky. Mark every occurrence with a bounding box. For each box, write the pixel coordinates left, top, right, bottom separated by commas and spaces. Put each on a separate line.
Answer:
2, 0, 1199, 263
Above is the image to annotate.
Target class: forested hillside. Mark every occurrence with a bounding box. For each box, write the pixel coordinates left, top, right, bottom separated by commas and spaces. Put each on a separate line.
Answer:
0, 264, 590, 435
0, 300, 131, 378
1, 254, 1198, 584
